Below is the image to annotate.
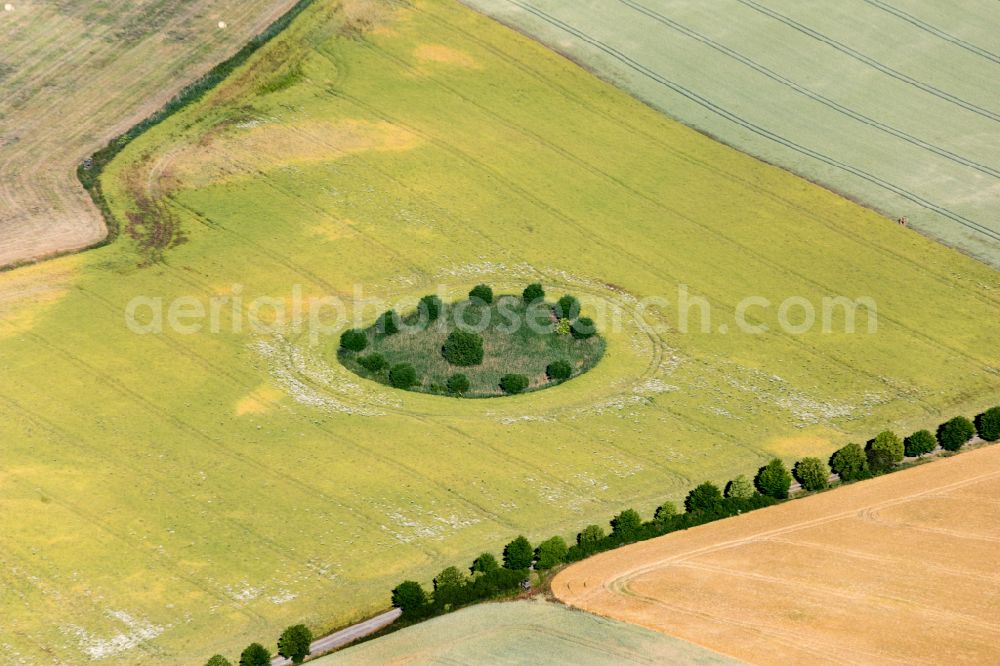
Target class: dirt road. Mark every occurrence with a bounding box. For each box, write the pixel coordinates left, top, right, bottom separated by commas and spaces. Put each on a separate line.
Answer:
270, 608, 401, 665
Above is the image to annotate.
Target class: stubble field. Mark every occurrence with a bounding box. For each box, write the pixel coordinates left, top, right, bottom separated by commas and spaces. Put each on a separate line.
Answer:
1, 0, 999, 662
465, 0, 1000, 266
553, 444, 1000, 665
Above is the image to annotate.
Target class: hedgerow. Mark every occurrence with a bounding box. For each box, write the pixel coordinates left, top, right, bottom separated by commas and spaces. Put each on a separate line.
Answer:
216, 409, 997, 665
77, 0, 317, 253
937, 416, 975, 451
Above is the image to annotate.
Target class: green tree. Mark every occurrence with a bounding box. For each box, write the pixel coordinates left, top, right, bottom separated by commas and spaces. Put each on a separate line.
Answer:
904, 429, 936, 457
503, 536, 533, 570
794, 457, 829, 491
358, 353, 387, 373
937, 416, 975, 451
442, 329, 484, 366
610, 508, 642, 541
975, 407, 1000, 442
576, 524, 605, 549
419, 294, 442, 322
391, 580, 428, 617
556, 294, 580, 319
571, 317, 596, 340
755, 458, 792, 499
685, 482, 724, 513
446, 373, 470, 395
830, 443, 868, 482
866, 446, 894, 475
534, 536, 568, 570
239, 643, 270, 666
205, 656, 231, 666
388, 363, 418, 389
469, 284, 494, 304
869, 430, 904, 463
433, 566, 467, 609
546, 360, 572, 381
339, 329, 367, 352
653, 501, 678, 524
499, 374, 529, 394
725, 474, 756, 500
277, 624, 312, 665
470, 552, 499, 574
376, 309, 400, 335
522, 283, 545, 303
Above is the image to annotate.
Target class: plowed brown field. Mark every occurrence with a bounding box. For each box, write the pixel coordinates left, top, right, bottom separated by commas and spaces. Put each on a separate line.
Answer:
553, 445, 1000, 665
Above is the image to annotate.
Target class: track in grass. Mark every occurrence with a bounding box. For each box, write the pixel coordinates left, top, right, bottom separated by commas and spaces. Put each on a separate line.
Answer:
2, 0, 999, 661
0, 0, 297, 267
464, 0, 1000, 266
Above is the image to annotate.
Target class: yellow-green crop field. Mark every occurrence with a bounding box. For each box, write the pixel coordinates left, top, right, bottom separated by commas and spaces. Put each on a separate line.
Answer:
465, 0, 1000, 266
2, 0, 999, 662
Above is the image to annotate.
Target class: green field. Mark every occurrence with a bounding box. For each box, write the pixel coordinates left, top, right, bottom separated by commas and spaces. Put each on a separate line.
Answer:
337, 293, 605, 396
2, 0, 1000, 662
465, 0, 1000, 267
319, 599, 737, 664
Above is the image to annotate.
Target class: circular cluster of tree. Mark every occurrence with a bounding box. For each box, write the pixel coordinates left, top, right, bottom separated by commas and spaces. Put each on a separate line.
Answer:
338, 282, 601, 397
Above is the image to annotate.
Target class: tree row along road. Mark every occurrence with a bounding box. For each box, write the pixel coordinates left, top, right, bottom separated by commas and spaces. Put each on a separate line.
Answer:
269, 439, 981, 663
787, 437, 984, 493
270, 608, 401, 665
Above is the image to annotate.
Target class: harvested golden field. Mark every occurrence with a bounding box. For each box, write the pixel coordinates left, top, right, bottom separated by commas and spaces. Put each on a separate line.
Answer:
0, 0, 296, 267
554, 445, 1000, 665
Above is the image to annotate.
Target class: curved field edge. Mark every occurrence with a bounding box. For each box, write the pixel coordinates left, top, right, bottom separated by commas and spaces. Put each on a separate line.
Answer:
552, 444, 1000, 664
62, 0, 317, 270
317, 599, 738, 664
461, 0, 1000, 267
0, 0, 301, 270
3, 0, 998, 662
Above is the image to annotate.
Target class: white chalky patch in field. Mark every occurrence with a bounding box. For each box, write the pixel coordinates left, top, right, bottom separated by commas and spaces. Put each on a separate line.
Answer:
270, 590, 297, 605
63, 611, 164, 660
225, 584, 261, 602
251, 337, 390, 416
3, 4, 13, 11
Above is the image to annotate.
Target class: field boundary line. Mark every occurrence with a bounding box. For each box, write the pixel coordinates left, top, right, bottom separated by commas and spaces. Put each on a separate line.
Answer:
443, 1, 1000, 302
360, 30, 999, 381
505, 0, 1000, 245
